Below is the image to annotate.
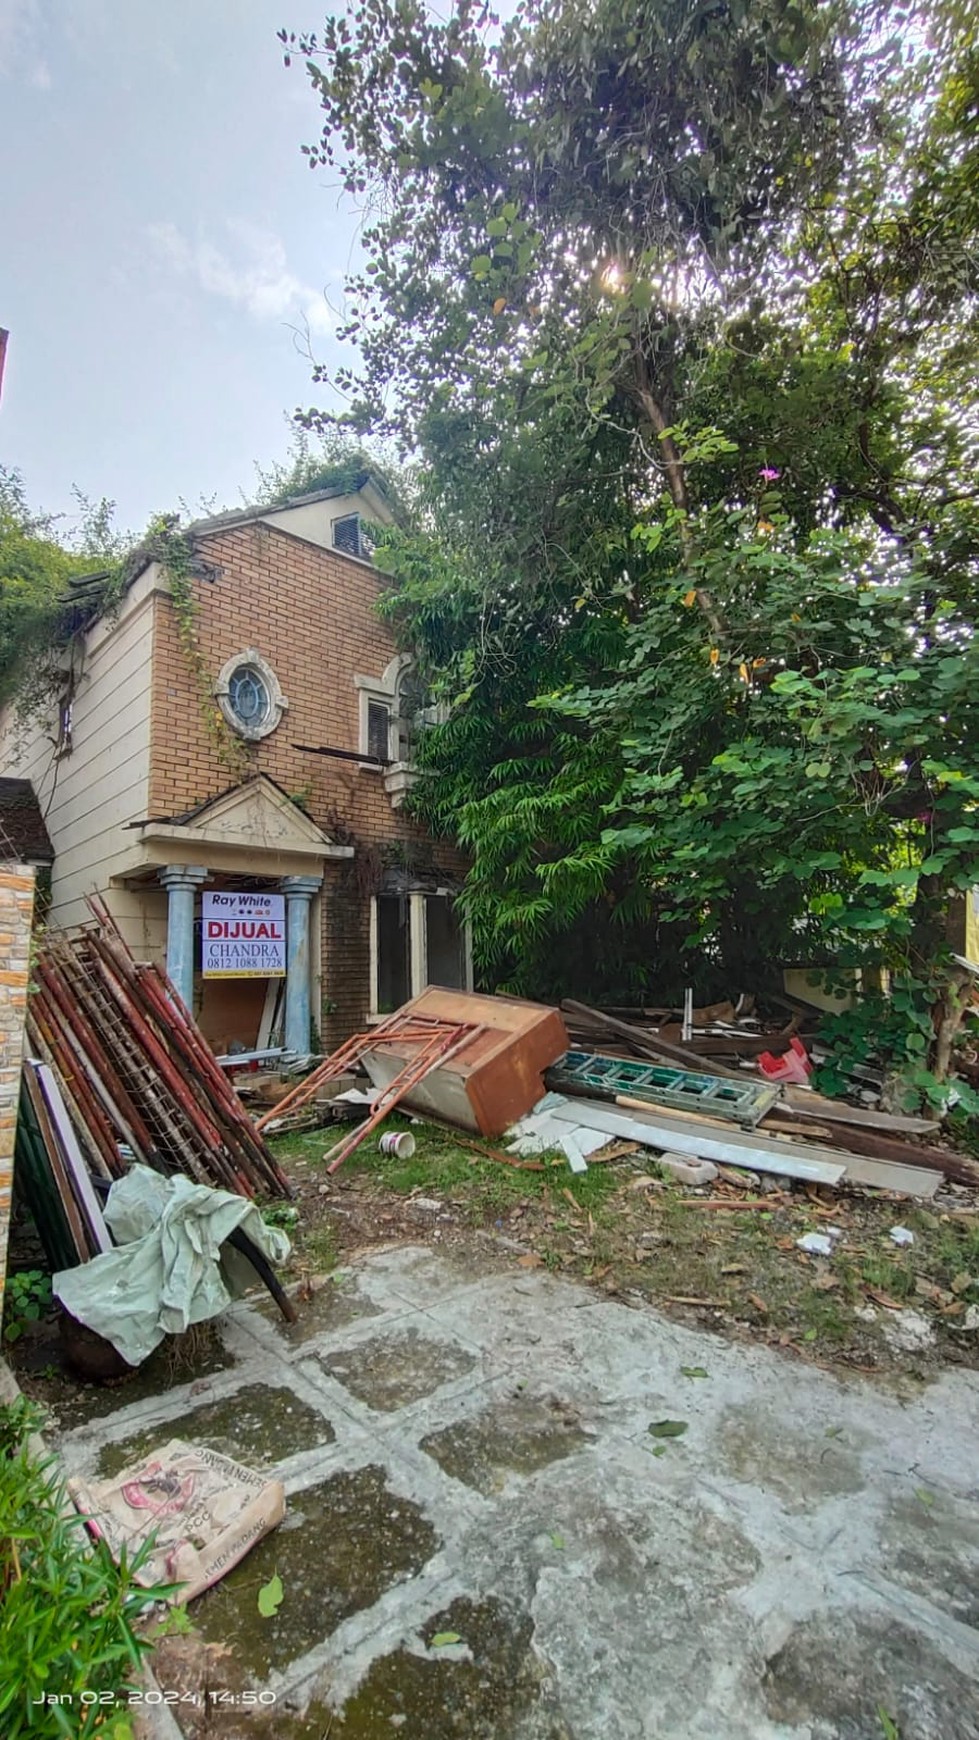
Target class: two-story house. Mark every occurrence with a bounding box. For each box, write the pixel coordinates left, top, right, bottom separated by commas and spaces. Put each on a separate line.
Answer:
0, 476, 471, 1055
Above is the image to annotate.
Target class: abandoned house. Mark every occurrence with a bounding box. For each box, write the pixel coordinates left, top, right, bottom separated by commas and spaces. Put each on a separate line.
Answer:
0, 476, 471, 1054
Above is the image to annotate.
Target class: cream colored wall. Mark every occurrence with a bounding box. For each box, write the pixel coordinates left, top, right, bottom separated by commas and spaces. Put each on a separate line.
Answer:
0, 567, 160, 936
259, 486, 391, 551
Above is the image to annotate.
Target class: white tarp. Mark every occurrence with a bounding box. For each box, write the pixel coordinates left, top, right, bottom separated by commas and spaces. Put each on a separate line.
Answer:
54, 1165, 290, 1368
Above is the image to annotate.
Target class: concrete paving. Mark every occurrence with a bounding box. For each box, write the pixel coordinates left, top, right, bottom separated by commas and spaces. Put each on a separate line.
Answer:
55, 1243, 979, 1739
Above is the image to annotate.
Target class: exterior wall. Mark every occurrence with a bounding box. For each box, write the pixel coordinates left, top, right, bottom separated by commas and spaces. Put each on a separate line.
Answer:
0, 864, 35, 1308
0, 572, 157, 935
147, 519, 466, 1045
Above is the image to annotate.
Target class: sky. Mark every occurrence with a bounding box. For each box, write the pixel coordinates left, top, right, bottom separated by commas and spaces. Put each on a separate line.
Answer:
0, 0, 364, 539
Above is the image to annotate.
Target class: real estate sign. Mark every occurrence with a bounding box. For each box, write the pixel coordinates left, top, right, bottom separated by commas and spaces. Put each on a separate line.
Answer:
202, 892, 286, 979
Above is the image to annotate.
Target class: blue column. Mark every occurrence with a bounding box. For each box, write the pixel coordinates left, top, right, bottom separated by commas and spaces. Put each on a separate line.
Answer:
159, 865, 208, 1012
282, 875, 321, 1056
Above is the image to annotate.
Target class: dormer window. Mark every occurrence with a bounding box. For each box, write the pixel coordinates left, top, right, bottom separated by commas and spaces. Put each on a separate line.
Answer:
332, 512, 373, 561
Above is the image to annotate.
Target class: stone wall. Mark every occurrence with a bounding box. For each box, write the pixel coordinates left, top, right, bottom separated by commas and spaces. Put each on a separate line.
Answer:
0, 864, 36, 1309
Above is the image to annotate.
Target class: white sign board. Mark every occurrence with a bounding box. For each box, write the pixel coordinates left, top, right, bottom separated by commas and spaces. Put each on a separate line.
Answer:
202, 891, 286, 979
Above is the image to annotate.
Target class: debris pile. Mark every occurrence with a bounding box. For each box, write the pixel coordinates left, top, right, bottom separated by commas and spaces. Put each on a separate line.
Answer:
258, 988, 568, 1163
19, 901, 289, 1269
504, 1000, 979, 1198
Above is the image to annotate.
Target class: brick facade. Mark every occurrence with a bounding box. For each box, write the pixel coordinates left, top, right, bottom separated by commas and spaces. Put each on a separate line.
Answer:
0, 865, 36, 1308
148, 521, 465, 1046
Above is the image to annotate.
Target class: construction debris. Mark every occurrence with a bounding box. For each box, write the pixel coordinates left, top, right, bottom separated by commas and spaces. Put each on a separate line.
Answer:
256, 1010, 485, 1176
546, 1048, 779, 1127
25, 901, 289, 1219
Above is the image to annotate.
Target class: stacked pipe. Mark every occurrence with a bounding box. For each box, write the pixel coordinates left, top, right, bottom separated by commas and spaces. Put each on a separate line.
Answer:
25, 898, 290, 1202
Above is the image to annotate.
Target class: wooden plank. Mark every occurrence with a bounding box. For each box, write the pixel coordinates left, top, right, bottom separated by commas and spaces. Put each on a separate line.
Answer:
36, 1063, 112, 1254
561, 1001, 745, 1080
556, 1096, 947, 1197
547, 1098, 847, 1186
22, 1064, 90, 1263
782, 1087, 940, 1136
837, 1155, 941, 1198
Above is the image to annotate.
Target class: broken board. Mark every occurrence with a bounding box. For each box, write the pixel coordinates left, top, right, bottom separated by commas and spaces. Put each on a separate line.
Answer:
547, 1099, 846, 1186
547, 1099, 942, 1196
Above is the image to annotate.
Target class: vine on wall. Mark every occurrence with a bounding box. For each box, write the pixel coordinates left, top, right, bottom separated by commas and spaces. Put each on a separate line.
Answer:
147, 517, 251, 779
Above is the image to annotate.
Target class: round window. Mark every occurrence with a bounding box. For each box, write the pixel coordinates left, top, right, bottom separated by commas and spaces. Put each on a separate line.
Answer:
228, 665, 270, 730
215, 650, 288, 741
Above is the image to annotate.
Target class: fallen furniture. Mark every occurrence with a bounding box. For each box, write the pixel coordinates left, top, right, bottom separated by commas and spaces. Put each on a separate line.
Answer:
360, 988, 569, 1136
258, 989, 569, 1159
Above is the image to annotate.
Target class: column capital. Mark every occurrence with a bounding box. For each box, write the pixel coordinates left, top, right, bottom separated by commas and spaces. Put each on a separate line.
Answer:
281, 874, 322, 900
158, 863, 209, 891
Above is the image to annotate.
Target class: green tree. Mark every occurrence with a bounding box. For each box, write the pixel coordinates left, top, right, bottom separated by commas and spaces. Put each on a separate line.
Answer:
289, 0, 979, 1083
0, 469, 79, 711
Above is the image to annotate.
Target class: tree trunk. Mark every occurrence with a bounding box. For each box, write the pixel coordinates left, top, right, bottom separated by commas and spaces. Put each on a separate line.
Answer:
931, 966, 972, 1081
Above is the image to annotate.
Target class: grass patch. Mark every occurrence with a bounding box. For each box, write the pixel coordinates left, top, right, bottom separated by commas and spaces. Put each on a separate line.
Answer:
271, 1117, 623, 1227
269, 1116, 979, 1373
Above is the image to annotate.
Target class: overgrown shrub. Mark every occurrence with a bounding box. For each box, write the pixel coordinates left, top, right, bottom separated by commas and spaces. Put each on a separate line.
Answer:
0, 1396, 170, 1737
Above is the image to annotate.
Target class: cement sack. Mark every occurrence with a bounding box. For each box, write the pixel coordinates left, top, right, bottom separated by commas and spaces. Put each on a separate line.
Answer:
69, 1439, 285, 1603
53, 1164, 290, 1368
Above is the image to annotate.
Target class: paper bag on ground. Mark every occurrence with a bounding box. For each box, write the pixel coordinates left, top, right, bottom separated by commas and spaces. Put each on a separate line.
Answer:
69, 1439, 285, 1604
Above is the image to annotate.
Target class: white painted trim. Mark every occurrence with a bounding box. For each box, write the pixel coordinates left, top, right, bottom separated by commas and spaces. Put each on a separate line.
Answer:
409, 892, 428, 997
368, 893, 379, 1017
370, 887, 471, 1013
463, 917, 475, 992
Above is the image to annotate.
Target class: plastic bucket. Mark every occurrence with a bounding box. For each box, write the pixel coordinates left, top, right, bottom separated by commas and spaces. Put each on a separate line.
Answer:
379, 1131, 416, 1159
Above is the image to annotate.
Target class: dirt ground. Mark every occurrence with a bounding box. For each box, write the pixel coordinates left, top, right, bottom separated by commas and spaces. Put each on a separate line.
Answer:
267, 1115, 979, 1385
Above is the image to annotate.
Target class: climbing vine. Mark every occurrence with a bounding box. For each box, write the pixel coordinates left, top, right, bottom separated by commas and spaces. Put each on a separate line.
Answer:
146, 517, 251, 779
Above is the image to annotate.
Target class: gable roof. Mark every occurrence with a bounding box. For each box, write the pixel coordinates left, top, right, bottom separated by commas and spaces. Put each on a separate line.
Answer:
131, 772, 354, 862
0, 779, 55, 865
59, 471, 396, 637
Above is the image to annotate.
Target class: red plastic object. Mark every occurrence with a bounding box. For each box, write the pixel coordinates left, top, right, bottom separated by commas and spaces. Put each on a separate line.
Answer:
757, 1035, 813, 1084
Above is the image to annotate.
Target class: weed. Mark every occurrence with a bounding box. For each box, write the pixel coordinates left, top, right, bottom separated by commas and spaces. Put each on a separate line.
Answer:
300, 1224, 339, 1275
2, 1270, 52, 1344
858, 1256, 916, 1300
261, 1202, 300, 1231
0, 1398, 174, 1736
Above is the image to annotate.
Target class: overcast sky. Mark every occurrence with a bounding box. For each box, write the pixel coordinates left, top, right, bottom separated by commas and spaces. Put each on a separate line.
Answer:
0, 0, 362, 538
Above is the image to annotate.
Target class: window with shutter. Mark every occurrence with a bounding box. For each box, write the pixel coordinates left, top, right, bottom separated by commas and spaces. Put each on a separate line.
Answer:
366, 699, 391, 762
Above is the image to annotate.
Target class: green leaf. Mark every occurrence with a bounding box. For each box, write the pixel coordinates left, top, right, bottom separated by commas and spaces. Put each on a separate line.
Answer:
648, 1420, 688, 1437
257, 1573, 284, 1618
550, 1531, 565, 1549
680, 1366, 708, 1379
431, 1630, 462, 1647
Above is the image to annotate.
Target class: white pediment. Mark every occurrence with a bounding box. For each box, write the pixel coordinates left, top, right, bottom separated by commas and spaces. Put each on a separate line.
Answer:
142, 776, 352, 860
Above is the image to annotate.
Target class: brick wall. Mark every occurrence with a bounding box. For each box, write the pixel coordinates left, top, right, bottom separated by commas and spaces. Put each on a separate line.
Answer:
148, 522, 467, 1038
0, 865, 36, 1308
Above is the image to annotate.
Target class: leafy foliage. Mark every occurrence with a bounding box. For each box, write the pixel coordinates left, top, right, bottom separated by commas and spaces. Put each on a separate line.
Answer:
1, 1270, 52, 1345
287, 0, 979, 1082
0, 469, 125, 718
0, 1397, 170, 1737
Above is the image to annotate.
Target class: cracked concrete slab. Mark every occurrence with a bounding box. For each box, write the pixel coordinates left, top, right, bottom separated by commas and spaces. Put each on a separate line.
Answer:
52, 1244, 979, 1739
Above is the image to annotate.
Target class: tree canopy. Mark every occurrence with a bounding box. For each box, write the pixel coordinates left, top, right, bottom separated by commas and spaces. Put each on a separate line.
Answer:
286, 0, 979, 1085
